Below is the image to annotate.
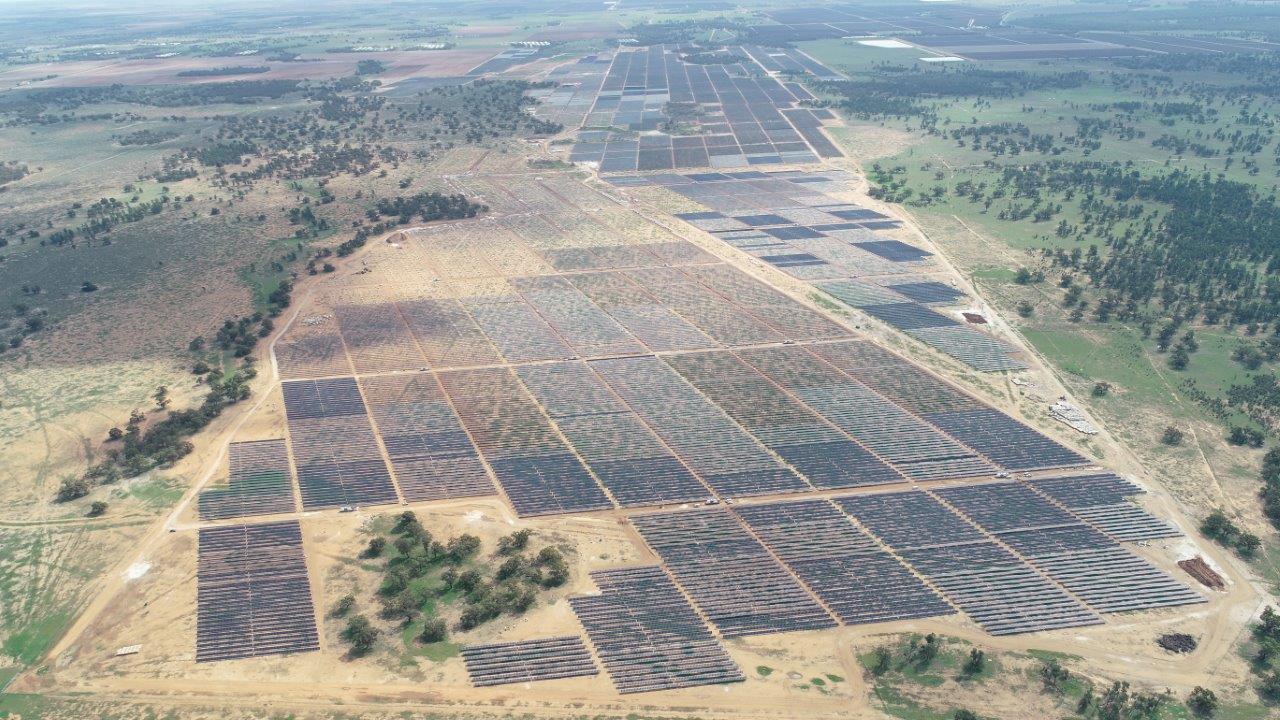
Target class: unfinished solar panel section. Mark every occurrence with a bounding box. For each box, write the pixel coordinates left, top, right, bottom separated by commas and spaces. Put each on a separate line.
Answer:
571, 566, 743, 694
198, 439, 297, 521
630, 509, 835, 636
516, 361, 709, 507
461, 637, 598, 687
591, 355, 808, 497
358, 373, 495, 502
933, 483, 1202, 614
663, 351, 902, 489
735, 345, 994, 480
196, 520, 319, 662
438, 367, 613, 516
735, 500, 953, 625
282, 377, 398, 510
837, 491, 1102, 635
1029, 473, 1180, 541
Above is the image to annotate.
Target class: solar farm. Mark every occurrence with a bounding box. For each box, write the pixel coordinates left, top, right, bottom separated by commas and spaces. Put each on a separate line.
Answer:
131, 156, 1212, 706
54, 33, 1240, 719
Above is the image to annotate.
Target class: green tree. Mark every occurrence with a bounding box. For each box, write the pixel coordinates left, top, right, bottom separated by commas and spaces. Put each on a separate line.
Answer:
418, 617, 447, 643
363, 536, 386, 558
341, 615, 378, 656
961, 648, 985, 678
87, 500, 108, 517
332, 594, 355, 617
1187, 686, 1218, 718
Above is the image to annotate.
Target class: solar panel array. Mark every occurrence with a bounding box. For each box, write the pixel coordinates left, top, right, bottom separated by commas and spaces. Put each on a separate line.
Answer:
571, 566, 744, 693
282, 378, 398, 510
565, 45, 842, 171
837, 491, 1103, 635
199, 439, 297, 521
664, 351, 902, 489
438, 367, 613, 516
196, 521, 319, 662
935, 483, 1202, 614
359, 373, 495, 502
461, 637, 598, 687
735, 500, 953, 625
1029, 473, 1180, 541
517, 361, 709, 507
925, 408, 1089, 472
630, 509, 836, 636
592, 355, 808, 497
736, 345, 994, 480
273, 313, 353, 380
621, 171, 1028, 372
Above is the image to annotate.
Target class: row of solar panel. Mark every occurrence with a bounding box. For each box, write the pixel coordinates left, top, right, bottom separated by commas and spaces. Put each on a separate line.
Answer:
274, 338, 1095, 516
195, 521, 319, 663
638, 171, 1028, 372
630, 479, 1195, 638
570, 566, 744, 693
281, 262, 855, 381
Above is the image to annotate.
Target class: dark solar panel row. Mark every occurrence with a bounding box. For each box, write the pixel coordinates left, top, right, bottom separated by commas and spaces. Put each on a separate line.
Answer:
934, 481, 1201, 610
198, 439, 297, 521
663, 351, 902, 490
461, 636, 598, 687
438, 367, 613, 516
516, 361, 710, 507
855, 240, 934, 262
735, 345, 995, 480
281, 377, 368, 420
1000, 526, 1204, 613
906, 325, 1028, 372
735, 500, 953, 625
933, 482, 1082, 533
836, 491, 1102, 635
887, 281, 966, 305
924, 408, 1090, 472
630, 509, 836, 636
571, 565, 743, 694
282, 378, 399, 510
1029, 473, 1180, 541
591, 355, 808, 497
859, 302, 960, 331
359, 373, 495, 502
196, 520, 319, 662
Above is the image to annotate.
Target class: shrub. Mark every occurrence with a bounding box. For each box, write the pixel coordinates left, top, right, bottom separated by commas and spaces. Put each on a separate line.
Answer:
341, 615, 378, 656
418, 617, 447, 643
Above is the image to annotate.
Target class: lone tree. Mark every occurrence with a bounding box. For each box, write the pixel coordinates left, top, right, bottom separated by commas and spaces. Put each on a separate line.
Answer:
88, 501, 108, 517
341, 615, 378, 656
1187, 686, 1218, 718
1161, 426, 1184, 446
418, 617, 447, 643
961, 648, 985, 677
